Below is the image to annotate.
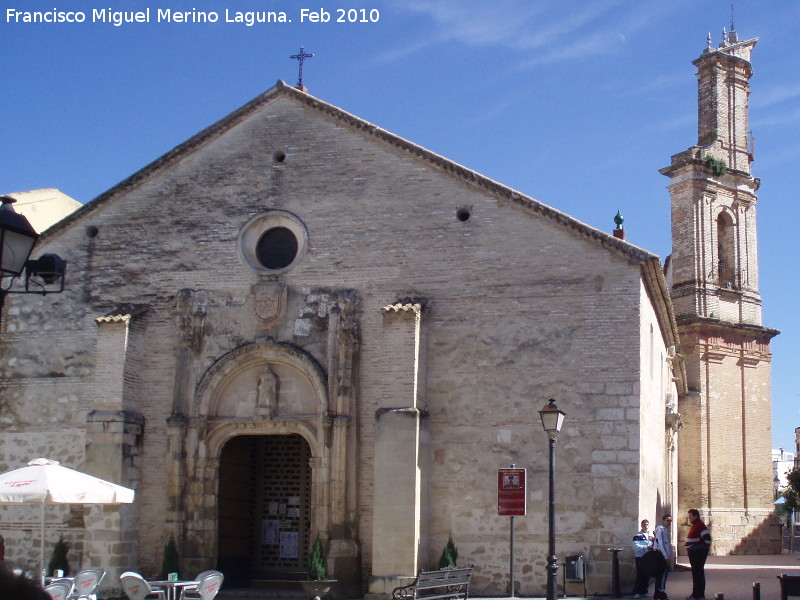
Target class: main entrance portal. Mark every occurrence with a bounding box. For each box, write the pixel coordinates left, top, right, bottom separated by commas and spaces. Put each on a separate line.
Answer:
218, 434, 312, 585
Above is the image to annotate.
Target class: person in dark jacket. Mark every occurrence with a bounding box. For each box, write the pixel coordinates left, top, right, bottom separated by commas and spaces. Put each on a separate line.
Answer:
0, 567, 50, 600
684, 509, 712, 600
652, 514, 673, 600
632, 519, 653, 598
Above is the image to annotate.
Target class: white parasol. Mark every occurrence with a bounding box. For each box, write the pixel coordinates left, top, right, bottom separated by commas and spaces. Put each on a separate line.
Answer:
0, 457, 135, 584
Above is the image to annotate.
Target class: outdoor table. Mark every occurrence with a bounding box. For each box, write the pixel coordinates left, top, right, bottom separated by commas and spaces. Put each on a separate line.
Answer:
148, 579, 198, 600
43, 575, 74, 590
43, 576, 74, 584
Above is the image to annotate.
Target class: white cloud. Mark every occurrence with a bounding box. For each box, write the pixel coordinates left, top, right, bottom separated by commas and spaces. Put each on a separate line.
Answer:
631, 112, 695, 137
601, 72, 688, 99
751, 83, 800, 109
753, 143, 800, 170
751, 106, 800, 128
378, 0, 685, 67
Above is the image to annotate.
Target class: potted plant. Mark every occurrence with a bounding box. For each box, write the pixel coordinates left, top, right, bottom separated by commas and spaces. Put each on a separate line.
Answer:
301, 537, 336, 599
438, 536, 458, 569
160, 535, 180, 580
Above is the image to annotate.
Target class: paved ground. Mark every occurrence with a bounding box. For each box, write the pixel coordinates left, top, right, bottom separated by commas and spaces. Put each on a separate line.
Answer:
217, 554, 800, 600
657, 553, 800, 600
515, 553, 800, 600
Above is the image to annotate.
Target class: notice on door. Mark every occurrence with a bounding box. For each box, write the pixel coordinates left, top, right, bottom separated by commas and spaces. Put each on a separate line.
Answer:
262, 519, 279, 545
280, 531, 299, 559
497, 468, 526, 516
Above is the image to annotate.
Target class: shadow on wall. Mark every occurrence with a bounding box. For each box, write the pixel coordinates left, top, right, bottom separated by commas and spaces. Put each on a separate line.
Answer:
728, 514, 782, 555
677, 513, 781, 556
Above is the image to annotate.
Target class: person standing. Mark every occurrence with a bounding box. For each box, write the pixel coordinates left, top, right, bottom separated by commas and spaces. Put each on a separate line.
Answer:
652, 514, 673, 600
685, 509, 711, 600
632, 519, 653, 598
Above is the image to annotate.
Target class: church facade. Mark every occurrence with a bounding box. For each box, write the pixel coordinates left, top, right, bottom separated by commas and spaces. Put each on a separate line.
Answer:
0, 31, 778, 597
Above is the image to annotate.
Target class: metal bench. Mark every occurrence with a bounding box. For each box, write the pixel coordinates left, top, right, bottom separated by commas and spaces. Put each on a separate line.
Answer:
778, 574, 800, 600
392, 566, 473, 600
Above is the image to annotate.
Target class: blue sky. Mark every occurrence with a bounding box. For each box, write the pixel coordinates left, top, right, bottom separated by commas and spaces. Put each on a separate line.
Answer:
2, 0, 798, 450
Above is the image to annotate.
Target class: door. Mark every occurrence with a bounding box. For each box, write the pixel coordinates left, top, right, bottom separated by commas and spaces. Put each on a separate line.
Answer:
218, 434, 312, 584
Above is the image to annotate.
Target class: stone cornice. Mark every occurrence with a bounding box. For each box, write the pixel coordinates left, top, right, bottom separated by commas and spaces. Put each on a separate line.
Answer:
381, 299, 427, 316
676, 315, 780, 343
659, 147, 757, 186
641, 257, 686, 395
95, 304, 149, 324
692, 38, 758, 70
86, 409, 145, 425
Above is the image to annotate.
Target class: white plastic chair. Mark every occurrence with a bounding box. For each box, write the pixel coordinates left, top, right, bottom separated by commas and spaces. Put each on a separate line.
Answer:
120, 571, 166, 600
177, 570, 222, 600
179, 572, 223, 600
44, 582, 73, 600
69, 568, 105, 600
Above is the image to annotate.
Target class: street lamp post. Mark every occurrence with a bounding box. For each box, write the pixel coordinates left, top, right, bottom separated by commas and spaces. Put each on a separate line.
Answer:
539, 398, 566, 600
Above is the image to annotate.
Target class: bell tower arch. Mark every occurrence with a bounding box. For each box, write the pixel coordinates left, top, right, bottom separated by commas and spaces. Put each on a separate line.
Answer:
661, 29, 780, 553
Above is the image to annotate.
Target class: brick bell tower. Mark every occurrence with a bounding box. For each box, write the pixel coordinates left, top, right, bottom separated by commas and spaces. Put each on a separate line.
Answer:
660, 27, 781, 554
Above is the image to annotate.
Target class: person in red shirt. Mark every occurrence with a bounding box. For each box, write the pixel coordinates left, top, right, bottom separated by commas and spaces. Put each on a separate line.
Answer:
684, 509, 712, 600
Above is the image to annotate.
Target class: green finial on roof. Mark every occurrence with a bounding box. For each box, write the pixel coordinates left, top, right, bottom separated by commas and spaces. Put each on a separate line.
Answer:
614, 210, 624, 227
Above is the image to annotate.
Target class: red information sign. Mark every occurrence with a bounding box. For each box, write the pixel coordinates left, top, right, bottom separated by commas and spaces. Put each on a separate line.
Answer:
498, 468, 526, 516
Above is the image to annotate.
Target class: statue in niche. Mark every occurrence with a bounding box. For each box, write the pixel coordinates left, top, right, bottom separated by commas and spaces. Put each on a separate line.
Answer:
256, 365, 278, 419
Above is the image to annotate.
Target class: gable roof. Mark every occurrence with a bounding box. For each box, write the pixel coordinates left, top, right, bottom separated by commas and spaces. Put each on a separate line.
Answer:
37, 79, 680, 356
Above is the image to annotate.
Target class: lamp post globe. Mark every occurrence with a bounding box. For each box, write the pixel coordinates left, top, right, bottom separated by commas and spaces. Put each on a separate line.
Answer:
539, 398, 566, 600
0, 195, 38, 277
539, 398, 566, 439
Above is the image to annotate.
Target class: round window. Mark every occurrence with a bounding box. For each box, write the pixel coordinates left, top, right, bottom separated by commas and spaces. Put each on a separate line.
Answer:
256, 227, 298, 269
238, 210, 308, 274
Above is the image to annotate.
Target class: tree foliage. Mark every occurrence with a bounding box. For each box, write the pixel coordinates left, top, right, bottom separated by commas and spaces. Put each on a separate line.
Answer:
788, 468, 800, 494
704, 155, 728, 176
777, 467, 800, 524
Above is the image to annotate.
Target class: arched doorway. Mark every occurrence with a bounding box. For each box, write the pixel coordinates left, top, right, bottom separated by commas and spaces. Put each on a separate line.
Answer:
218, 433, 312, 586
184, 341, 357, 588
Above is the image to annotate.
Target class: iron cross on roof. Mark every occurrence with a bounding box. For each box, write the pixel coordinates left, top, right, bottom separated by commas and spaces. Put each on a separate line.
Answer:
290, 46, 314, 89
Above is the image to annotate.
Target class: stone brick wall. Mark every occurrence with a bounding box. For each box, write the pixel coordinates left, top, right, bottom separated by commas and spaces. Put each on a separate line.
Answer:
638, 285, 679, 525
677, 323, 779, 554
666, 175, 762, 326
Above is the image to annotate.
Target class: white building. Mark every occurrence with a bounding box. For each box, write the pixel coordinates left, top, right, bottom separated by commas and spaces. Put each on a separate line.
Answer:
772, 447, 796, 495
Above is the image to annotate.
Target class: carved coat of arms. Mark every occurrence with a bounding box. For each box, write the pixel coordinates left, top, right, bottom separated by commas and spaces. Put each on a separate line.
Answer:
252, 281, 287, 327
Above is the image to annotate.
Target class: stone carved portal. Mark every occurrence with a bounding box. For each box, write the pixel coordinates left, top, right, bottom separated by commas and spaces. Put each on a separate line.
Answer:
182, 343, 340, 581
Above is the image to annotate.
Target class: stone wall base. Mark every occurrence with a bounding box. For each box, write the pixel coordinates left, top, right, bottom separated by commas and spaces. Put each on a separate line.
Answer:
678, 509, 781, 555
367, 575, 417, 600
